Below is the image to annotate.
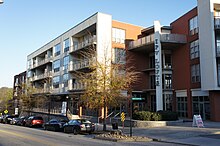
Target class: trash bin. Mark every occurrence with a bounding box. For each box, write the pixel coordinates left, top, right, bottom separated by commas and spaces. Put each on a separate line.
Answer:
112, 122, 118, 130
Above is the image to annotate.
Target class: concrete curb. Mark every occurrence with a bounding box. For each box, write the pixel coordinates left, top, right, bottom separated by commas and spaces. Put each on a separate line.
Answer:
94, 135, 153, 142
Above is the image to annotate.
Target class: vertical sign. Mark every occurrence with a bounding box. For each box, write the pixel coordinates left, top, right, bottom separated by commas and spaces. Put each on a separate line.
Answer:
154, 21, 163, 111
61, 101, 67, 115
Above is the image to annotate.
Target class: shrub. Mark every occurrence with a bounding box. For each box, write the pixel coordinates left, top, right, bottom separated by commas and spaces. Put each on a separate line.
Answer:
157, 111, 178, 121
133, 111, 152, 121
132, 110, 178, 121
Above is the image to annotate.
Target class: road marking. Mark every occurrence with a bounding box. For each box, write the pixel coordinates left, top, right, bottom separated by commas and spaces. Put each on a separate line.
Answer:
0, 129, 58, 146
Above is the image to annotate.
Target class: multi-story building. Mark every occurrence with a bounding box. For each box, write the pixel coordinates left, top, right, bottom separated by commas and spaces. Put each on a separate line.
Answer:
27, 12, 142, 116
12, 71, 26, 115
127, 0, 220, 121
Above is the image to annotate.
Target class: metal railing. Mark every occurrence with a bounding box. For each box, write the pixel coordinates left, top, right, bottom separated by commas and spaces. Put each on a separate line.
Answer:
69, 35, 97, 52
160, 33, 187, 43
128, 34, 154, 49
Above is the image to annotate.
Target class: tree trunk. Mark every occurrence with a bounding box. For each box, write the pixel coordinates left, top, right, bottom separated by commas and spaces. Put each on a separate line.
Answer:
103, 97, 107, 131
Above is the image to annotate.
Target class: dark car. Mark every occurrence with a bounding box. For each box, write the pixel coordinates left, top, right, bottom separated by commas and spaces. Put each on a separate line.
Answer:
3, 115, 15, 124
17, 116, 29, 126
44, 118, 68, 131
63, 119, 95, 135
25, 116, 44, 127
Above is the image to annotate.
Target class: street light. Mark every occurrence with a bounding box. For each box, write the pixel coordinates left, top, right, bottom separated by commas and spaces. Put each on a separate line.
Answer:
0, 0, 3, 4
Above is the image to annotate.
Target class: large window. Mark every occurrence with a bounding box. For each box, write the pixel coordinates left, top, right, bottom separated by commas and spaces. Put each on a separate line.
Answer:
190, 40, 199, 59
150, 75, 156, 89
64, 39, 70, 53
112, 28, 125, 44
150, 56, 155, 68
192, 96, 210, 120
63, 74, 69, 87
191, 64, 200, 83
53, 76, 60, 88
113, 48, 126, 64
216, 35, 220, 56
53, 60, 60, 72
54, 43, 61, 56
217, 58, 220, 86
176, 97, 187, 118
189, 16, 198, 35
163, 74, 172, 89
63, 56, 69, 70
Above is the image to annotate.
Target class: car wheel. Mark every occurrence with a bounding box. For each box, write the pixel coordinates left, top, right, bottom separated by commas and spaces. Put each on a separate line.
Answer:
64, 127, 67, 133
73, 127, 79, 135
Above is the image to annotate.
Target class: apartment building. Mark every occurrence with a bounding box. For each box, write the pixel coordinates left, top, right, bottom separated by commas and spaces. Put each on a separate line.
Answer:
127, 0, 220, 121
13, 71, 26, 115
27, 12, 142, 116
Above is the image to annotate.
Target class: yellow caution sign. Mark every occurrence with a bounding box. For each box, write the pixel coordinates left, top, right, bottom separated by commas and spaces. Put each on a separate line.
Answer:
121, 112, 125, 122
4, 110, 8, 114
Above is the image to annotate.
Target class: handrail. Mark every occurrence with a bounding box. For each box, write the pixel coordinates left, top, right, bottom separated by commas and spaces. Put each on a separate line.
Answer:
106, 112, 114, 119
113, 112, 121, 118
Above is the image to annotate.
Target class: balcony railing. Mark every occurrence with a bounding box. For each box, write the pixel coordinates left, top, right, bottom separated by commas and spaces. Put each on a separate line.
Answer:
128, 33, 187, 50
68, 80, 86, 91
31, 56, 52, 69
160, 34, 187, 43
31, 71, 52, 81
215, 16, 220, 29
69, 35, 97, 53
69, 57, 95, 71
128, 34, 154, 50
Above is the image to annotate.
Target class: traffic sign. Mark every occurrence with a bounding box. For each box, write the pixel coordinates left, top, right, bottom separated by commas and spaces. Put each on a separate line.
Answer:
4, 110, 8, 114
121, 112, 125, 122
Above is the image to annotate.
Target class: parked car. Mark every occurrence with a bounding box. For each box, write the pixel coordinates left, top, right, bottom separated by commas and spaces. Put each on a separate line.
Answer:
0, 116, 4, 123
17, 116, 29, 126
44, 118, 68, 131
25, 116, 44, 127
3, 115, 15, 124
63, 119, 95, 135
10, 117, 21, 125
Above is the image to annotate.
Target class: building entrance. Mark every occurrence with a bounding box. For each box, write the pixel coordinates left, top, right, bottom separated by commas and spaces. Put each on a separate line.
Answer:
192, 96, 210, 120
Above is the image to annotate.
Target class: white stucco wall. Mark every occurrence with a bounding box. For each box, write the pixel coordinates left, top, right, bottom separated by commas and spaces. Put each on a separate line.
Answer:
198, 0, 219, 90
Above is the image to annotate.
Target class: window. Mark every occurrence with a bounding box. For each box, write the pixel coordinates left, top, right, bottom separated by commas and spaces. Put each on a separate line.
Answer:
191, 64, 200, 83
112, 28, 125, 44
189, 16, 198, 35
113, 48, 126, 64
53, 60, 60, 72
216, 35, 220, 56
64, 39, 70, 53
176, 97, 187, 118
217, 59, 220, 86
54, 43, 61, 56
164, 54, 172, 68
28, 60, 31, 69
163, 74, 172, 89
63, 74, 69, 87
150, 75, 156, 89
53, 76, 60, 88
63, 56, 69, 70
150, 56, 155, 68
190, 40, 199, 59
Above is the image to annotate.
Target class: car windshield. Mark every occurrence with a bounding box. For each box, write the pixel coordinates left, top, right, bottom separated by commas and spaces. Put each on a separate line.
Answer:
33, 117, 43, 120
79, 119, 91, 124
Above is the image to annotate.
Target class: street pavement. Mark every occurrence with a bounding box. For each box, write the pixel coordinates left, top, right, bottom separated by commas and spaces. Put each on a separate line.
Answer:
96, 121, 220, 146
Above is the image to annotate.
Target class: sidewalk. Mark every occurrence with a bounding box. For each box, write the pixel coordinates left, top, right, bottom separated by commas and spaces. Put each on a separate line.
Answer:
96, 121, 220, 146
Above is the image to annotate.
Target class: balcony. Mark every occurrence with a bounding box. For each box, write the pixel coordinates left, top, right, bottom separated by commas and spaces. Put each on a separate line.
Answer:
34, 87, 52, 94
160, 34, 187, 44
31, 56, 53, 69
128, 33, 186, 51
215, 17, 220, 29
69, 58, 95, 72
31, 71, 52, 82
68, 80, 86, 91
128, 34, 154, 51
69, 35, 97, 53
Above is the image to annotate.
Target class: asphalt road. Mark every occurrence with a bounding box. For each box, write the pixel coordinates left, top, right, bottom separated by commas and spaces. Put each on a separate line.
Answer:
0, 123, 184, 146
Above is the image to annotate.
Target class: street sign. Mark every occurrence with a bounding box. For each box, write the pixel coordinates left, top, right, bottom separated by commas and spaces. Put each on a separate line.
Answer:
131, 97, 145, 101
121, 112, 125, 122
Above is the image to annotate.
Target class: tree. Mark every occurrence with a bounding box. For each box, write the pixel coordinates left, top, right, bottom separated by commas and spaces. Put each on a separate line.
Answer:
0, 87, 13, 113
75, 46, 140, 131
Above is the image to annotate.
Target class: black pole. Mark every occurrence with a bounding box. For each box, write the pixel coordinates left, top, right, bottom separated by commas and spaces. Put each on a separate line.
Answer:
130, 98, 132, 137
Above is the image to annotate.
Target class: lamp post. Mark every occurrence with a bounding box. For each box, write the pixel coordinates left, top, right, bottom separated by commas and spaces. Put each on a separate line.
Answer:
0, 0, 3, 4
